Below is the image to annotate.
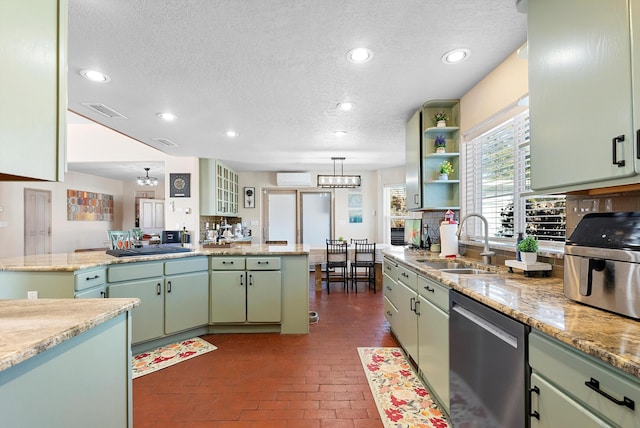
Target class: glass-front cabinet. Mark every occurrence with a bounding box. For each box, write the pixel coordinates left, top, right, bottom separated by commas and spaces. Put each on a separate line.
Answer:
200, 158, 239, 216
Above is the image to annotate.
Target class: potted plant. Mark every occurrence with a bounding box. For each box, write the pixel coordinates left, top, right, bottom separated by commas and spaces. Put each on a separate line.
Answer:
439, 160, 454, 180
517, 235, 539, 264
433, 111, 448, 127
434, 134, 446, 153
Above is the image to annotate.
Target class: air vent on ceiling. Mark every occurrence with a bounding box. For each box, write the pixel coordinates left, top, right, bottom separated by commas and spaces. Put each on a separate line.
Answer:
151, 138, 180, 148
81, 103, 127, 119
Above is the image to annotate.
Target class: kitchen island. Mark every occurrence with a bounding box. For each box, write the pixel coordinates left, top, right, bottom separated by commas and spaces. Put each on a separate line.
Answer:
0, 245, 310, 348
0, 298, 139, 428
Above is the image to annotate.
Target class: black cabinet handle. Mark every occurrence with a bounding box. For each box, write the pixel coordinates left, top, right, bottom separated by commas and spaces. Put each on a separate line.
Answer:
222, 260, 234, 264
410, 297, 415, 312
100, 291, 106, 298
249, 274, 254, 286
167, 280, 172, 293
386, 286, 392, 291
257, 261, 269, 264
386, 310, 393, 317
530, 385, 540, 420
612, 135, 626, 167
414, 300, 420, 316
424, 285, 435, 293
156, 283, 161, 295
240, 274, 244, 286
86, 275, 100, 281
637, 129, 640, 159
585, 378, 635, 410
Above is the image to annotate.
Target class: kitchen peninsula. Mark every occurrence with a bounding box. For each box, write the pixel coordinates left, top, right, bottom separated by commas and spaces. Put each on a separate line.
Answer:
0, 298, 139, 428
0, 245, 310, 350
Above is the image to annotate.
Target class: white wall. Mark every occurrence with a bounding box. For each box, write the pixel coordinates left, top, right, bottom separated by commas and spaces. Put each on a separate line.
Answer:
0, 171, 124, 258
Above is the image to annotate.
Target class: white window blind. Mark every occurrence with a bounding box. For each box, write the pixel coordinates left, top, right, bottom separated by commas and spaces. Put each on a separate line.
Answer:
463, 110, 565, 242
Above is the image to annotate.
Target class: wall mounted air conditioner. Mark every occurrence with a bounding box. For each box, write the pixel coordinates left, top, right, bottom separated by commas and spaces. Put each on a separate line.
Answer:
276, 172, 311, 187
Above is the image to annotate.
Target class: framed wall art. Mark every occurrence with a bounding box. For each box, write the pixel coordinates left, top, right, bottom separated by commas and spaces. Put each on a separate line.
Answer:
244, 187, 255, 208
170, 173, 191, 197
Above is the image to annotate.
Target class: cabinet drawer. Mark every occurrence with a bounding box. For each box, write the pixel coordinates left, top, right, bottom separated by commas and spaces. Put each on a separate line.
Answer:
210, 257, 245, 270
383, 295, 398, 326
164, 257, 208, 275
74, 285, 106, 299
246, 257, 280, 270
397, 264, 417, 290
383, 271, 398, 306
530, 331, 640, 427
107, 261, 163, 283
74, 268, 106, 291
383, 257, 398, 281
418, 275, 449, 312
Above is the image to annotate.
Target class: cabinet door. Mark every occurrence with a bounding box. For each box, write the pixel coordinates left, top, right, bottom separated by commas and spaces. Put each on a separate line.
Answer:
153, 201, 164, 228
210, 271, 246, 322
247, 270, 281, 322
528, 0, 636, 191
418, 295, 449, 413
165, 271, 209, 334
405, 109, 422, 210
530, 373, 610, 428
395, 280, 418, 362
108, 278, 164, 344
0, 0, 66, 181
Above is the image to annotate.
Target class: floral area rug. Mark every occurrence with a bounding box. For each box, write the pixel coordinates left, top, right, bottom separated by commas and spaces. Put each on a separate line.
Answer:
132, 337, 217, 379
358, 347, 450, 428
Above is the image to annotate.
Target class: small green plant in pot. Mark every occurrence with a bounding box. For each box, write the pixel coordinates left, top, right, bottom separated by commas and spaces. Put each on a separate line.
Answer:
517, 236, 539, 264
434, 134, 446, 152
433, 111, 449, 127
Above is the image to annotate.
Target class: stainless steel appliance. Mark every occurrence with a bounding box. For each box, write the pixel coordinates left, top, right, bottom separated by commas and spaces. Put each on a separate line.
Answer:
564, 212, 640, 319
449, 290, 530, 427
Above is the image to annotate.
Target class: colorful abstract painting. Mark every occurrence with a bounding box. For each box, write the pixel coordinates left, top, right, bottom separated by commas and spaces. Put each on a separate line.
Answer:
67, 189, 114, 221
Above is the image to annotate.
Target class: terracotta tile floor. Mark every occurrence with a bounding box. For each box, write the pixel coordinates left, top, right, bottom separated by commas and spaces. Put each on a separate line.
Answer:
133, 274, 399, 427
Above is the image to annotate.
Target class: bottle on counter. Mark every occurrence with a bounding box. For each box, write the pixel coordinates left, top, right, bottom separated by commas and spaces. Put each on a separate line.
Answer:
516, 232, 524, 261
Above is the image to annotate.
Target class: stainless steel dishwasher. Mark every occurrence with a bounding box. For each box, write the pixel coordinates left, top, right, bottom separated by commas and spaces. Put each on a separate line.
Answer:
449, 290, 530, 427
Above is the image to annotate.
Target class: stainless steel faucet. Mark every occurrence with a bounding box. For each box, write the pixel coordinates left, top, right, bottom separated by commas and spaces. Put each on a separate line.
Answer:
456, 213, 496, 265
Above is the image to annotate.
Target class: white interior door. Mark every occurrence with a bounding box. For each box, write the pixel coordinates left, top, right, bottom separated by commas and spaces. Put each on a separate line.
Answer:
301, 192, 331, 246
266, 192, 297, 244
24, 188, 51, 256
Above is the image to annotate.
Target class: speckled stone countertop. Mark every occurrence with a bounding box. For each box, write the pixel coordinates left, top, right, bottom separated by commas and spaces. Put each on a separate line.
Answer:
383, 247, 640, 379
0, 244, 310, 272
0, 298, 139, 372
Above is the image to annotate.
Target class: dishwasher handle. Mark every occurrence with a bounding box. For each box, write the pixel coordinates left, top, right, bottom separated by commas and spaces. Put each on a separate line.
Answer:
452, 303, 518, 349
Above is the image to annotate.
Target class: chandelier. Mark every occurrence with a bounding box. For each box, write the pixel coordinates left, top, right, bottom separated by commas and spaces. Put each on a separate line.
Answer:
317, 157, 361, 188
137, 168, 158, 186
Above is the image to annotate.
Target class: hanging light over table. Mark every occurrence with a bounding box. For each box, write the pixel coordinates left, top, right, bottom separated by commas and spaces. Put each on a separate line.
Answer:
317, 157, 361, 188
137, 167, 158, 186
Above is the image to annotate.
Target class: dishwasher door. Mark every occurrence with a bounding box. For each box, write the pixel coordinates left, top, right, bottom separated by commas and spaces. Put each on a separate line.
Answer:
449, 290, 530, 428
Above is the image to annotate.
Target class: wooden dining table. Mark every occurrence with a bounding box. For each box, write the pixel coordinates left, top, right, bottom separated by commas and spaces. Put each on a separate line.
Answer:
308, 244, 390, 291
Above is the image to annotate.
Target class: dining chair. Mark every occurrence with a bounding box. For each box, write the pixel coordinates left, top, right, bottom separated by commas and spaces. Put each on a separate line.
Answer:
351, 243, 376, 293
325, 241, 349, 294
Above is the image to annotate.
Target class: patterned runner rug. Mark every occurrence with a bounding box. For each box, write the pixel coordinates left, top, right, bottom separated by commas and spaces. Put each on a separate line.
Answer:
132, 337, 217, 379
358, 347, 450, 428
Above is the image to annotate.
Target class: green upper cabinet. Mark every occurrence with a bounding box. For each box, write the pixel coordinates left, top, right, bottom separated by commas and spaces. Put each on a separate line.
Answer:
0, 0, 67, 181
200, 158, 239, 216
405, 99, 460, 210
528, 0, 639, 192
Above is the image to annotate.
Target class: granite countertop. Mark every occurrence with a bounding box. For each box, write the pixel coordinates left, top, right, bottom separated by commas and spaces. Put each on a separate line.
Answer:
383, 247, 640, 379
0, 298, 139, 372
0, 244, 310, 272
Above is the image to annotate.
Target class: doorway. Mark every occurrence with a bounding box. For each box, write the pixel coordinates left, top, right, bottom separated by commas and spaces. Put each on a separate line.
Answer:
24, 188, 52, 256
264, 189, 332, 245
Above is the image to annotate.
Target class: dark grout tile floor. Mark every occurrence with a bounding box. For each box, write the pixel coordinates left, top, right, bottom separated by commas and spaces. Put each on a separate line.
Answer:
133, 274, 399, 427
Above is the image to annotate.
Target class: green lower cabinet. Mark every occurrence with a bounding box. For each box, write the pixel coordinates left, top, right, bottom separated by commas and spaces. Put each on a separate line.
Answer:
247, 270, 281, 322
108, 277, 164, 344
164, 271, 209, 333
210, 271, 247, 322
530, 373, 609, 427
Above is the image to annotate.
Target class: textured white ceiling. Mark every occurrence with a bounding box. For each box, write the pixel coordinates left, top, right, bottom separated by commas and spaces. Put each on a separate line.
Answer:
67, 0, 527, 178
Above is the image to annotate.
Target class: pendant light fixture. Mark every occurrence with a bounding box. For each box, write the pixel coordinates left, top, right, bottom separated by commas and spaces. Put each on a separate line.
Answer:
317, 157, 361, 188
137, 167, 158, 186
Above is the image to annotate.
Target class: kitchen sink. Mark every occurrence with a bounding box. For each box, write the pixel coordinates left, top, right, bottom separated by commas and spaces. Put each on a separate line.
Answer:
416, 260, 466, 270
440, 268, 495, 275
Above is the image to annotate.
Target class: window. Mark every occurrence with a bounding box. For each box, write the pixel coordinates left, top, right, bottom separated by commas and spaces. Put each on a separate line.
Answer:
463, 109, 565, 243
384, 185, 410, 245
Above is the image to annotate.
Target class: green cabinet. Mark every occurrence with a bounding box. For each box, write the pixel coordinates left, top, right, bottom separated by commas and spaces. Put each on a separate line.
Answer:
210, 256, 282, 324
528, 0, 639, 192
0, 0, 67, 181
107, 257, 209, 344
0, 266, 106, 299
405, 100, 460, 210
417, 275, 450, 413
529, 330, 640, 427
200, 158, 239, 216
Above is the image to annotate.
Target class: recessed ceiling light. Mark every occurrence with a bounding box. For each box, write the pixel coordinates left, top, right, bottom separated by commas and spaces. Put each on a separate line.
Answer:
337, 102, 354, 112
346, 47, 374, 64
441, 48, 471, 64
157, 112, 177, 121
226, 130, 238, 137
79, 69, 111, 83
334, 130, 348, 137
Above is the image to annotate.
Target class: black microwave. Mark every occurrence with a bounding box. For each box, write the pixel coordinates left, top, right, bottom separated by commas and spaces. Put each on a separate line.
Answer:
161, 230, 189, 244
